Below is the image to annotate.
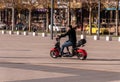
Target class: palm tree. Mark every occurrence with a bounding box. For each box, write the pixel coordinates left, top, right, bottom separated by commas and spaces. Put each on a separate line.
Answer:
21, 0, 45, 31
115, 0, 119, 36
102, 0, 119, 36
84, 0, 98, 35
0, 0, 6, 22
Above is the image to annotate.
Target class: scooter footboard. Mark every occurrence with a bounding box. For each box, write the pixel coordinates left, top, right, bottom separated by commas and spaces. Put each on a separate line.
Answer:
77, 49, 87, 56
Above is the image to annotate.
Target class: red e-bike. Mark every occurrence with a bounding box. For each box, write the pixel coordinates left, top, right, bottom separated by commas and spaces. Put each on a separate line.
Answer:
50, 37, 87, 60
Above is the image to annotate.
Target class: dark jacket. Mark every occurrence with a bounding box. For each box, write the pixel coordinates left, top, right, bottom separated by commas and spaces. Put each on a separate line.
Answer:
59, 28, 77, 45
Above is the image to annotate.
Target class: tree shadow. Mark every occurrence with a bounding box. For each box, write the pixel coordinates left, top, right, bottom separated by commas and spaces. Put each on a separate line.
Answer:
87, 58, 120, 61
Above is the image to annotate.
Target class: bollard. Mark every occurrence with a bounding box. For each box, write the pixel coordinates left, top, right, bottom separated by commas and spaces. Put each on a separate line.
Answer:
80, 34, 86, 39
17, 31, 21, 35
23, 31, 28, 36
9, 31, 14, 35
42, 32, 47, 37
2, 30, 6, 34
106, 35, 112, 41
33, 32, 38, 36
94, 35, 100, 40
118, 37, 120, 42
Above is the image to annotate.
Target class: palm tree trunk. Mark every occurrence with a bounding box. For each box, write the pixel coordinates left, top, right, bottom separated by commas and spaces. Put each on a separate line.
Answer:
12, 7, 14, 31
28, 9, 31, 31
0, 10, 1, 21
89, 7, 92, 35
46, 10, 49, 32
98, 0, 101, 36
116, 0, 119, 36
68, 1, 70, 25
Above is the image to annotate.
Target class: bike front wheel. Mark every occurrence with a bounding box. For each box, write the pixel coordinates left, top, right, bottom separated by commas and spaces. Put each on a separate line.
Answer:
50, 50, 59, 58
77, 52, 87, 60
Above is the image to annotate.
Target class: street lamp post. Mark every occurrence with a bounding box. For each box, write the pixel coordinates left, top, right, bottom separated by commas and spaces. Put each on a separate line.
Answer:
11, 0, 15, 31
51, 0, 54, 39
116, 0, 119, 36
68, 0, 70, 25
12, 7, 14, 31
98, 0, 101, 37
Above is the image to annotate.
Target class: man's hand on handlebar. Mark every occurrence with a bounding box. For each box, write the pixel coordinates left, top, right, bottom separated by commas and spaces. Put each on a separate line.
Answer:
55, 35, 61, 41
56, 34, 61, 39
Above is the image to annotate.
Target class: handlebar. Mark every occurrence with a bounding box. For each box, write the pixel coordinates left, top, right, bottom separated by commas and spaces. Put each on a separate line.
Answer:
55, 35, 61, 41
81, 44, 85, 47
55, 37, 60, 41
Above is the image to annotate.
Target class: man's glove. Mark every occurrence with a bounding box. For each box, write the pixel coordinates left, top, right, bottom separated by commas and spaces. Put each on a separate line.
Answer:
56, 34, 61, 39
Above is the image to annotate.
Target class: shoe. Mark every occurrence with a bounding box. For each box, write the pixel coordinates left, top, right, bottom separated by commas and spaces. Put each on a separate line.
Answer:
58, 55, 62, 57
69, 54, 73, 57
58, 53, 62, 57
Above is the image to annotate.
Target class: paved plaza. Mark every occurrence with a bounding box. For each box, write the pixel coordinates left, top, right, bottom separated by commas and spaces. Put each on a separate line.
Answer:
0, 32, 120, 82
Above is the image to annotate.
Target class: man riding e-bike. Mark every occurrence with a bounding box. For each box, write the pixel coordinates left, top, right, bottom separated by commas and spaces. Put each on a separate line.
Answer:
58, 25, 77, 56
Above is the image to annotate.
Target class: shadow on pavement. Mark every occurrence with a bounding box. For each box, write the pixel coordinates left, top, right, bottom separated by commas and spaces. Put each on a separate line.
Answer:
87, 58, 120, 61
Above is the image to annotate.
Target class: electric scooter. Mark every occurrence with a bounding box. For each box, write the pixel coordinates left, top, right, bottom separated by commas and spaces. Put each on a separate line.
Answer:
50, 37, 87, 60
